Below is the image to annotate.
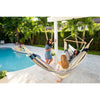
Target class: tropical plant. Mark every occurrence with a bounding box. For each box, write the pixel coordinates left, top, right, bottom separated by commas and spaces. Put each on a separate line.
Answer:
61, 18, 79, 48
93, 23, 100, 32
51, 50, 55, 56
79, 17, 94, 38
20, 17, 42, 44
0, 17, 26, 43
0, 70, 7, 79
37, 17, 54, 40
78, 17, 94, 47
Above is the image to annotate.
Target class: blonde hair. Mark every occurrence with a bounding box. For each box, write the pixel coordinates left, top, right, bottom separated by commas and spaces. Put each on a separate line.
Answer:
61, 55, 69, 69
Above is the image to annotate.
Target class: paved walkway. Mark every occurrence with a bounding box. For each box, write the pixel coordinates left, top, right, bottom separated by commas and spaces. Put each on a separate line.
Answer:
1, 43, 100, 83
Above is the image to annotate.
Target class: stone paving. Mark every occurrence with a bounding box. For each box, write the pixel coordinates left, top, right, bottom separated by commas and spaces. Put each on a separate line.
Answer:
0, 43, 100, 83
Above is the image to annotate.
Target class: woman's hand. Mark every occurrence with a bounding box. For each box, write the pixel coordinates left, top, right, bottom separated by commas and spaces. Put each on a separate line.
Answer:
50, 48, 52, 50
52, 39, 56, 44
55, 39, 56, 42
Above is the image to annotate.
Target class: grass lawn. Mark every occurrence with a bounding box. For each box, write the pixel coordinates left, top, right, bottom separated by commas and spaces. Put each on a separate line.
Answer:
88, 51, 100, 55
33, 45, 100, 55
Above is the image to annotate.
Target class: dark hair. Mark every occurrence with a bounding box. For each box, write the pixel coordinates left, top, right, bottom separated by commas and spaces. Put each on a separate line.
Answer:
46, 39, 52, 46
74, 50, 80, 55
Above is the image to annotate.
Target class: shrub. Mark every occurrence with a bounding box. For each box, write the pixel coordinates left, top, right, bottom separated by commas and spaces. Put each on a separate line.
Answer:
1, 31, 100, 51
0, 70, 7, 79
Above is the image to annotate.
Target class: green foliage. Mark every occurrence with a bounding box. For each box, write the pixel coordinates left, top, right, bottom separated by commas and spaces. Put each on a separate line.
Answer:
61, 17, 95, 39
37, 17, 48, 27
60, 27, 67, 37
0, 70, 7, 79
0, 17, 43, 44
0, 16, 100, 52
93, 23, 100, 32
32, 45, 45, 48
32, 31, 100, 51
0, 17, 27, 43
78, 17, 94, 37
1, 17, 25, 32
20, 17, 42, 44
51, 50, 55, 56
37, 17, 53, 27
88, 51, 100, 55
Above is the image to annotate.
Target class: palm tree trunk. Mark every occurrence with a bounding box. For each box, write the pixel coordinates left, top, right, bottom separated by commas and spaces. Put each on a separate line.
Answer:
81, 25, 85, 47
45, 31, 48, 40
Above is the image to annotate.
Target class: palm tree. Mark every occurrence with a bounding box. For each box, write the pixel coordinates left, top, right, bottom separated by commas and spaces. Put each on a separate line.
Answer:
61, 18, 79, 48
79, 17, 94, 46
80, 17, 94, 38
37, 17, 54, 41
20, 17, 42, 44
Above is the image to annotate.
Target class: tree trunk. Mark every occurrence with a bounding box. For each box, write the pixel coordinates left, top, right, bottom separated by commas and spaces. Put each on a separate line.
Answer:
15, 28, 19, 44
81, 25, 85, 47
45, 31, 48, 40
32, 34, 35, 44
30, 38, 33, 45
30, 34, 34, 45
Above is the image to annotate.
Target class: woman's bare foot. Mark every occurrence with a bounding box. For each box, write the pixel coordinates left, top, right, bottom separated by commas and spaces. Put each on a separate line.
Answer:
57, 79, 62, 82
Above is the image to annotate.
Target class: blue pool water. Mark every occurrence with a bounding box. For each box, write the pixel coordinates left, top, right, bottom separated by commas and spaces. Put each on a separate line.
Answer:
0, 48, 35, 72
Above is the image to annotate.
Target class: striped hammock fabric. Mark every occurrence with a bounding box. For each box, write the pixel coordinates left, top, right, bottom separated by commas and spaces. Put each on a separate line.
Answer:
23, 39, 93, 79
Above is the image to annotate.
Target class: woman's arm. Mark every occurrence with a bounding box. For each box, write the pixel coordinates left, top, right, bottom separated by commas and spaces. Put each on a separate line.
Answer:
56, 63, 60, 71
45, 48, 52, 51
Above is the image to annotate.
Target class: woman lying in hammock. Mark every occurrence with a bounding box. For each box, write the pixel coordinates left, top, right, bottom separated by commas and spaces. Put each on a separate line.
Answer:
56, 55, 69, 82
69, 50, 80, 62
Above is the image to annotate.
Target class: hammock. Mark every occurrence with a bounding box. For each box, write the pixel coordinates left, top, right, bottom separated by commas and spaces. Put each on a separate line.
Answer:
64, 44, 76, 61
22, 38, 93, 79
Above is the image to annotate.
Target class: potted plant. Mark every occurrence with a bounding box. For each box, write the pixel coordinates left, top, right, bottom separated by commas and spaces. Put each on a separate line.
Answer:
51, 50, 55, 64
0, 70, 8, 83
51, 50, 55, 56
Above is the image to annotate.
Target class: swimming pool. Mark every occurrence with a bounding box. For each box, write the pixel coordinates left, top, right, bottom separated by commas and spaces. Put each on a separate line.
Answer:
0, 48, 35, 72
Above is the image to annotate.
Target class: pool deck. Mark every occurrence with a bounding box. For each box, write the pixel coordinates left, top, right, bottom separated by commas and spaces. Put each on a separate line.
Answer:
0, 43, 100, 83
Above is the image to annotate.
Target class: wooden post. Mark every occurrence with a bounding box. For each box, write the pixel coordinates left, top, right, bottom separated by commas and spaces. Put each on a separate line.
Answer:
64, 39, 67, 51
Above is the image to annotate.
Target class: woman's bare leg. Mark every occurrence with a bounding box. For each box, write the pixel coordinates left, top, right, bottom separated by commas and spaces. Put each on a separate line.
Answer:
48, 58, 53, 64
46, 59, 49, 64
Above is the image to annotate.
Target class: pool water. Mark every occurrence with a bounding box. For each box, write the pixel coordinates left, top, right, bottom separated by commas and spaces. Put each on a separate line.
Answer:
0, 48, 35, 72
